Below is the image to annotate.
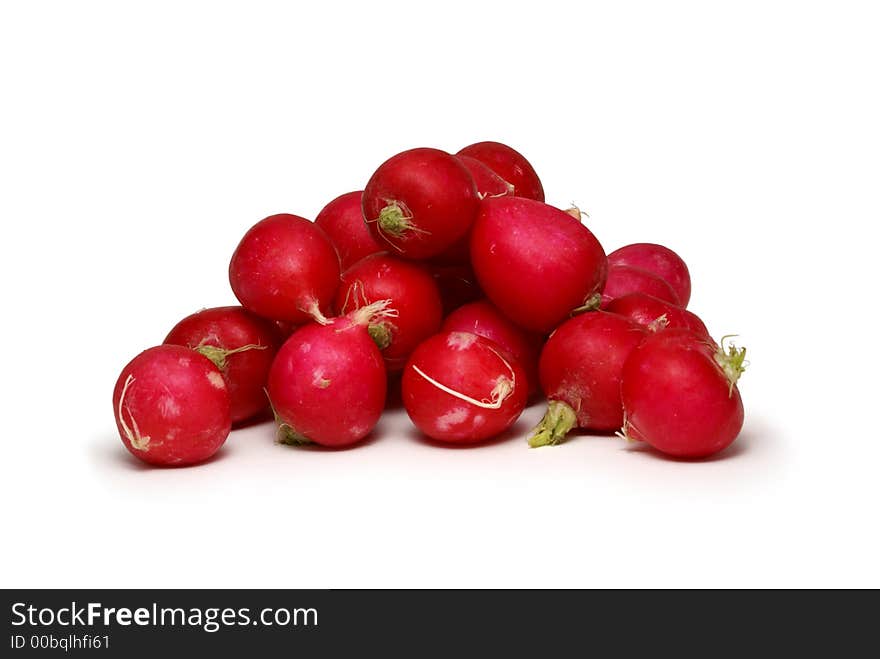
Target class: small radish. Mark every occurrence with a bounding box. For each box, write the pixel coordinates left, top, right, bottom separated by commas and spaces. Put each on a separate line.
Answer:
267, 300, 393, 447
605, 292, 709, 339
112, 345, 231, 466
335, 253, 443, 371
601, 264, 680, 308
402, 331, 527, 443
429, 262, 483, 315
314, 191, 383, 271
229, 213, 340, 323
470, 196, 607, 333
620, 330, 747, 458
609, 243, 692, 307
457, 141, 545, 202
164, 306, 281, 425
529, 312, 646, 447
457, 155, 514, 198
442, 300, 542, 397
362, 147, 480, 260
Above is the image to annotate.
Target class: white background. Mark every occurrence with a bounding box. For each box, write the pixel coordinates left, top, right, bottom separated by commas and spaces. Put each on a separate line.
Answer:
1, 1, 877, 588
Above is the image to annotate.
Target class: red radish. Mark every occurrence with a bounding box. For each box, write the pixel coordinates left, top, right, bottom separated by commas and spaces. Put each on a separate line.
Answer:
529, 312, 646, 447
470, 196, 607, 333
267, 301, 392, 447
314, 191, 383, 270
112, 345, 231, 466
229, 213, 340, 323
402, 331, 527, 443
605, 292, 710, 339
601, 264, 680, 308
609, 243, 692, 307
163, 306, 281, 425
457, 155, 514, 198
620, 330, 747, 458
335, 253, 443, 371
457, 141, 545, 202
429, 262, 483, 315
363, 147, 480, 260
442, 300, 542, 397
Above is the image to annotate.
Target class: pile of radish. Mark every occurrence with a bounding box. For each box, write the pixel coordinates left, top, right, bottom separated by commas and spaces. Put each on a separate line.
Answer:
113, 141, 747, 466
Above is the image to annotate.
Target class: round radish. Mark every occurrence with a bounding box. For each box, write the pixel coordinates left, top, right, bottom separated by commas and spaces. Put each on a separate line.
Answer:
529, 312, 646, 447
163, 306, 281, 425
362, 147, 480, 260
402, 331, 527, 443
620, 330, 747, 458
267, 301, 392, 447
442, 300, 542, 397
605, 292, 709, 339
229, 213, 340, 323
429, 262, 483, 315
470, 196, 607, 333
314, 190, 383, 271
457, 155, 514, 198
457, 141, 544, 201
335, 253, 443, 371
112, 345, 231, 466
609, 243, 691, 307
601, 264, 680, 308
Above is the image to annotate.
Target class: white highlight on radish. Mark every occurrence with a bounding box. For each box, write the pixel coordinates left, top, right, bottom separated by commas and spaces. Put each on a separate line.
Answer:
117, 375, 151, 451
446, 332, 478, 350
207, 370, 226, 389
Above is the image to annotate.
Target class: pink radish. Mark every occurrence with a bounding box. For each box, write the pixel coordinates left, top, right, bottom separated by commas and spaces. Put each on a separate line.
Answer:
314, 190, 383, 270
402, 331, 527, 443
601, 264, 680, 308
112, 345, 231, 466
442, 300, 542, 397
362, 147, 480, 260
266, 301, 392, 447
164, 306, 281, 425
609, 243, 692, 307
470, 196, 607, 333
229, 213, 340, 323
529, 312, 646, 447
335, 253, 443, 371
620, 330, 747, 458
457, 141, 545, 202
605, 292, 709, 339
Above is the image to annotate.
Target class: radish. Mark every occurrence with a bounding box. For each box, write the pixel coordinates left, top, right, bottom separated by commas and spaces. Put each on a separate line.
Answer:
266, 301, 392, 447
335, 253, 443, 371
429, 262, 483, 315
112, 345, 231, 466
605, 292, 709, 339
470, 196, 607, 333
442, 300, 542, 397
229, 213, 340, 323
601, 264, 680, 308
529, 312, 646, 447
457, 155, 514, 198
402, 331, 527, 443
362, 147, 480, 260
457, 141, 544, 202
163, 306, 281, 425
609, 243, 692, 307
314, 190, 383, 270
620, 330, 747, 458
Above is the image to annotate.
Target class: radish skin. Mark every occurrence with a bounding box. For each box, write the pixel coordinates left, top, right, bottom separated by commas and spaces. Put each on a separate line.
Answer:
112, 345, 231, 466
605, 293, 709, 339
457, 141, 544, 202
470, 196, 607, 333
609, 243, 691, 307
530, 312, 646, 446
315, 191, 383, 271
601, 264, 680, 308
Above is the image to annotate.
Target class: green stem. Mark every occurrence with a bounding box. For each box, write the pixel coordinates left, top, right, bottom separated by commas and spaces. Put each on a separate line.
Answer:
195, 343, 267, 371
570, 293, 603, 316
528, 400, 578, 448
368, 322, 393, 350
714, 335, 748, 396
377, 201, 414, 237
